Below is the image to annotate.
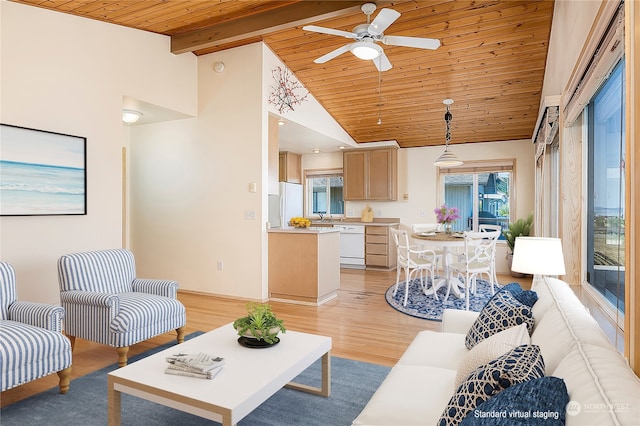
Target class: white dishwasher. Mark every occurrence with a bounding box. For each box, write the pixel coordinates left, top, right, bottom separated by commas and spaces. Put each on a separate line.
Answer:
334, 224, 365, 269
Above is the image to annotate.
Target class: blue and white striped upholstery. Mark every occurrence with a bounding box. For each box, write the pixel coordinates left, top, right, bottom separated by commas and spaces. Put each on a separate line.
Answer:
57, 249, 186, 348
0, 261, 72, 392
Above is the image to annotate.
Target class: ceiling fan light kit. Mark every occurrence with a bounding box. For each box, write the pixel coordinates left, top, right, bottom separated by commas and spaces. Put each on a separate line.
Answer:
434, 99, 463, 167
303, 3, 439, 72
351, 41, 382, 60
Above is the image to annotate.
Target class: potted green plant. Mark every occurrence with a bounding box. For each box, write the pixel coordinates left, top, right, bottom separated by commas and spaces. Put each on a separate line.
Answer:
233, 303, 286, 345
503, 212, 533, 277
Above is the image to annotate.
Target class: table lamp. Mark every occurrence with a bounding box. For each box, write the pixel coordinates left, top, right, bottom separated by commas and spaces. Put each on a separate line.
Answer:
511, 237, 566, 278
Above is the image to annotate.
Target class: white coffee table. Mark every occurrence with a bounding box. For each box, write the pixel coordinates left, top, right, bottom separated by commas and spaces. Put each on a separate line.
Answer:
107, 323, 332, 426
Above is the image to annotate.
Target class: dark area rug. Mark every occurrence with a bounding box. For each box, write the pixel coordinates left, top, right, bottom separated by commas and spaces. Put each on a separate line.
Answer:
386, 277, 500, 321
1, 332, 390, 426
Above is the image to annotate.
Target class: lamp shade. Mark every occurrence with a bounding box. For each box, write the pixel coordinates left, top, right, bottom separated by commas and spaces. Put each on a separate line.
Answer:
434, 149, 463, 167
511, 237, 566, 275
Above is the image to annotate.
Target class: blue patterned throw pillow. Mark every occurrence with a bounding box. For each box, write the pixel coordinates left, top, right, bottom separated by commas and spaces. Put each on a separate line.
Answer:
460, 376, 569, 425
438, 345, 545, 426
465, 290, 534, 350
496, 283, 538, 308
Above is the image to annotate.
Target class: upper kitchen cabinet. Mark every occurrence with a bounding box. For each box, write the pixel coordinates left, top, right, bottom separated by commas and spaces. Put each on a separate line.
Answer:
279, 152, 301, 183
343, 147, 397, 201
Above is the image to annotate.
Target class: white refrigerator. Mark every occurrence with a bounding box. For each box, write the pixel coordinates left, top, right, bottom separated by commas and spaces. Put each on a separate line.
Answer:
268, 182, 303, 228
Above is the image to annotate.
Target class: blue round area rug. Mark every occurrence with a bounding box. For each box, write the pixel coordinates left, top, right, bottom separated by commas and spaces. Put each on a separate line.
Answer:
385, 277, 500, 321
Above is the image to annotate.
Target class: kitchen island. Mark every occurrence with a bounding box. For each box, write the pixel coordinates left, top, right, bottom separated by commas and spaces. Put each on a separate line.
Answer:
267, 227, 340, 305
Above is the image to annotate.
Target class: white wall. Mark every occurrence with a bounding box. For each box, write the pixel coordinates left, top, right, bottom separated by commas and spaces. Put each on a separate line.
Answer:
300, 140, 535, 275
0, 2, 197, 303
129, 43, 358, 301
130, 43, 266, 300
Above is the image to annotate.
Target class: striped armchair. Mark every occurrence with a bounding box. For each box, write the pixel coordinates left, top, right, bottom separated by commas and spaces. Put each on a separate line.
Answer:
0, 262, 72, 393
58, 249, 186, 367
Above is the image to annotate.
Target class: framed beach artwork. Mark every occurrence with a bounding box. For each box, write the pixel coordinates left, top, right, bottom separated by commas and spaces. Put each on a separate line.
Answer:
0, 124, 87, 216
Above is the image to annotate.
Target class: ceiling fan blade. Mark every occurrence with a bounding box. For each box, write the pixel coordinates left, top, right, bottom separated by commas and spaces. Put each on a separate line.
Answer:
382, 35, 441, 50
373, 52, 392, 72
314, 44, 353, 64
303, 25, 355, 39
368, 8, 401, 36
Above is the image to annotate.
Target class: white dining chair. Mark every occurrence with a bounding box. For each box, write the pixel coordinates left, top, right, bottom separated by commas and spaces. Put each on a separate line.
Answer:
446, 230, 500, 310
411, 223, 444, 274
479, 224, 502, 286
390, 228, 439, 306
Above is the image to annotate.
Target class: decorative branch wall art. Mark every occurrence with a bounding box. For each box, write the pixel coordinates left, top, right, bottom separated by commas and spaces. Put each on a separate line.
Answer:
268, 66, 309, 114
0, 124, 87, 216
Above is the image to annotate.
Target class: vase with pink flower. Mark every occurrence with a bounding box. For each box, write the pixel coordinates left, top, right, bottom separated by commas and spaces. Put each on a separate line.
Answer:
434, 204, 460, 234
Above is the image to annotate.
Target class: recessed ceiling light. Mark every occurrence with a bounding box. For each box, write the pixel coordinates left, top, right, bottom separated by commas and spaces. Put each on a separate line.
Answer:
278, 118, 285, 126
313, 149, 321, 154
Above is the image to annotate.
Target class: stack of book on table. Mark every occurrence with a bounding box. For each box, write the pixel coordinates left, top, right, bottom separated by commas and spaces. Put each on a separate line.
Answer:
165, 352, 224, 379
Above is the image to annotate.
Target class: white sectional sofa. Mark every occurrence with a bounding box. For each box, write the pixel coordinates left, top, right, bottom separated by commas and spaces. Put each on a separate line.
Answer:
353, 276, 640, 425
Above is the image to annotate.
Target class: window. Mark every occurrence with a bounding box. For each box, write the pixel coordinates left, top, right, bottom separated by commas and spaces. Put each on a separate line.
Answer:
586, 58, 625, 317
438, 160, 514, 238
305, 169, 344, 218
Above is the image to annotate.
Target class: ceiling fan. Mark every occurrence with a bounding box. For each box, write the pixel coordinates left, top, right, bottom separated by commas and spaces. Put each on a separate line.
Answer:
303, 3, 440, 72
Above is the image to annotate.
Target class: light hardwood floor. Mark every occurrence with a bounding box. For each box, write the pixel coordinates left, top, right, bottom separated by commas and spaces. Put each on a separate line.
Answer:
1, 269, 531, 407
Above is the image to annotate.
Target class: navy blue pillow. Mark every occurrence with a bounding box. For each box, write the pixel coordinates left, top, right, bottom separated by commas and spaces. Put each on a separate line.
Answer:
497, 283, 538, 308
460, 376, 569, 425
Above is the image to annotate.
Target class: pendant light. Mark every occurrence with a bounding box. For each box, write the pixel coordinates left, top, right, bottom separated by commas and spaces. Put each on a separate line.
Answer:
434, 99, 463, 167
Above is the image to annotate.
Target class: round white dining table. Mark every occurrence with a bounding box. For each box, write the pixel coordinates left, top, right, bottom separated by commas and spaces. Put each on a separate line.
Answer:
411, 231, 466, 299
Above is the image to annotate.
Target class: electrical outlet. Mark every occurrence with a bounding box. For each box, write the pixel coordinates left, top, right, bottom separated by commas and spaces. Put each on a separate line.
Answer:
376, 210, 382, 217
420, 210, 426, 217
403, 193, 409, 200
216, 260, 223, 271
244, 209, 256, 220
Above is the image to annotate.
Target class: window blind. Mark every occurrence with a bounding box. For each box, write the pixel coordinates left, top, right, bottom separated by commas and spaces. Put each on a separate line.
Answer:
438, 159, 515, 175
563, 1, 624, 126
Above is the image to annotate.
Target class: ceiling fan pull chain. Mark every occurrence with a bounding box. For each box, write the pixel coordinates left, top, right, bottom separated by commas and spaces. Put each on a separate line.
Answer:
377, 70, 382, 125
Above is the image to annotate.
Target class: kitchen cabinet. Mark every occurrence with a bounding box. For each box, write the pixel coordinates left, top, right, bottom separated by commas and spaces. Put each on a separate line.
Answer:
343, 147, 397, 201
279, 152, 301, 183
365, 225, 398, 270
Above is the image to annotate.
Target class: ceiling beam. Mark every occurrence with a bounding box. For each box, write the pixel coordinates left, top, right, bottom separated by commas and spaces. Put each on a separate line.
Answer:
171, 1, 365, 55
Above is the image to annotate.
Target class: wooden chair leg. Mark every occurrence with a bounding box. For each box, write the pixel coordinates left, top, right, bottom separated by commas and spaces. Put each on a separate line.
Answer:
176, 326, 186, 344
67, 335, 76, 352
116, 346, 129, 367
57, 366, 72, 394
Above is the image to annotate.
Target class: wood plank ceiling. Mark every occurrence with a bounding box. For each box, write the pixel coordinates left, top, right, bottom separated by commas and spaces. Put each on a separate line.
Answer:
10, 0, 555, 148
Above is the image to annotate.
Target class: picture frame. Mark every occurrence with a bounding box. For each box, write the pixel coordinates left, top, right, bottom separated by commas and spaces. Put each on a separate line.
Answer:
0, 124, 87, 216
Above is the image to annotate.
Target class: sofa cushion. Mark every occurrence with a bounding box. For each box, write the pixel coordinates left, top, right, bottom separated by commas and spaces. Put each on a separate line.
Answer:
397, 330, 467, 369
460, 377, 569, 425
530, 283, 612, 374
0, 320, 72, 392
530, 277, 581, 327
553, 344, 640, 426
455, 324, 530, 387
465, 291, 534, 350
110, 292, 185, 333
438, 344, 545, 426
352, 365, 457, 425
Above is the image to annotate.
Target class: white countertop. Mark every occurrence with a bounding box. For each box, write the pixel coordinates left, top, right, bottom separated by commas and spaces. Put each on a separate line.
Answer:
267, 227, 340, 234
